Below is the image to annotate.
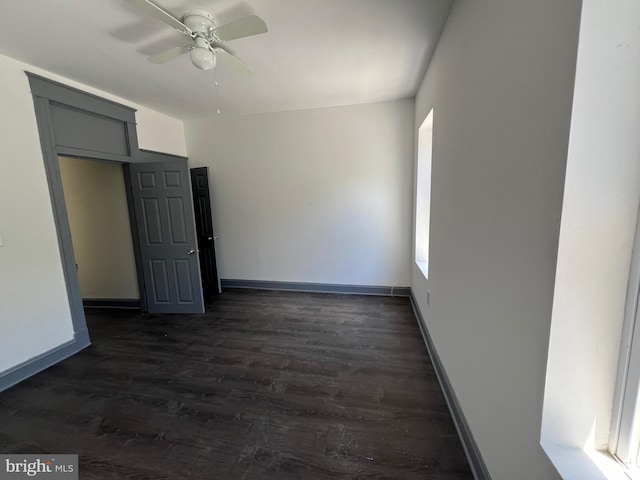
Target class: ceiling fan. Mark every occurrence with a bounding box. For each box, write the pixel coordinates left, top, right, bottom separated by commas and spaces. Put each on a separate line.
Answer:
129, 0, 268, 73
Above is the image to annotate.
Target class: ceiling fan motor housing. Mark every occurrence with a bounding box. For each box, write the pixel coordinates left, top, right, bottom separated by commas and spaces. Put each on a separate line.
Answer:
183, 11, 216, 38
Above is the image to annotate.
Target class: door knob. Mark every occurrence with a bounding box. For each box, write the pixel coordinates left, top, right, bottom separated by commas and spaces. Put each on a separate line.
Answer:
187, 249, 198, 255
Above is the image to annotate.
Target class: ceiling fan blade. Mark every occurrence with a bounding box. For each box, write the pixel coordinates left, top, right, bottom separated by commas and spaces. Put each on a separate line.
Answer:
213, 15, 267, 41
214, 48, 254, 76
148, 46, 190, 64
129, 0, 191, 35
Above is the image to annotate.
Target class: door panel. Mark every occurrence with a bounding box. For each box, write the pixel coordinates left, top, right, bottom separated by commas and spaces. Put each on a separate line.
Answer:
142, 198, 163, 244
190, 167, 221, 294
129, 160, 204, 313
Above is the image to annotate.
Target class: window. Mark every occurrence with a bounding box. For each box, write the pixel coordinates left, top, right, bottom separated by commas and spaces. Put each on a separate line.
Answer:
415, 109, 433, 278
611, 213, 640, 476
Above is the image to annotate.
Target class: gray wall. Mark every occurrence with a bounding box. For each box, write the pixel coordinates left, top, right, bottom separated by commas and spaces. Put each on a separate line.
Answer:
411, 0, 582, 479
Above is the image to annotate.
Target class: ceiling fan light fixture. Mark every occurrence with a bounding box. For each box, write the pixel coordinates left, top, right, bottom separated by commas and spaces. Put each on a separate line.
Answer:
190, 47, 216, 70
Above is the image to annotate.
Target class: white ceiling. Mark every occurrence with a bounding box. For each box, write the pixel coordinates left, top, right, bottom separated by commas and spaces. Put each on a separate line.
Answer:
0, 0, 453, 119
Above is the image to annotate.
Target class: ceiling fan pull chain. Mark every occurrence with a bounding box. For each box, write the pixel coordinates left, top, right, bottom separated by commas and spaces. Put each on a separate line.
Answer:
214, 70, 221, 115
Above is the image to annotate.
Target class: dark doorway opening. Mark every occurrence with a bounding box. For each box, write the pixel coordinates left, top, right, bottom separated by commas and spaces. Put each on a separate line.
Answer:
191, 167, 221, 296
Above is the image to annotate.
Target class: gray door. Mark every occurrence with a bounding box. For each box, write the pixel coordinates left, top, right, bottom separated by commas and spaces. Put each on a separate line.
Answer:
128, 160, 205, 313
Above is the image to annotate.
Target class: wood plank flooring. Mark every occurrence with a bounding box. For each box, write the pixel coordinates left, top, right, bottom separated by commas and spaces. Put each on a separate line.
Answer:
0, 290, 472, 479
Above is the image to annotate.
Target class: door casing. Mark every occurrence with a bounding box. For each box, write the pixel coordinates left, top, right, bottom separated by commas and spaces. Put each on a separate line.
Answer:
28, 73, 203, 351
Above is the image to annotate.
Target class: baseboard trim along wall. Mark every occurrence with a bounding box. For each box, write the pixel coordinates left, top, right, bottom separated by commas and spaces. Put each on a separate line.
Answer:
221, 279, 411, 297
0, 331, 91, 393
82, 298, 141, 309
409, 290, 492, 480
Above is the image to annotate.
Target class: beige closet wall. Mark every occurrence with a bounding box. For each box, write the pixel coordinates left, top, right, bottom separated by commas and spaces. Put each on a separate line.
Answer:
58, 156, 139, 300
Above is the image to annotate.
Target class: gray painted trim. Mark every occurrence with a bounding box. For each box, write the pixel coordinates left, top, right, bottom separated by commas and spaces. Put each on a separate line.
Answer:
74, 327, 90, 347
127, 123, 140, 158
29, 74, 145, 339
82, 299, 141, 309
56, 146, 131, 163
24, 73, 145, 391
27, 73, 136, 123
409, 291, 492, 480
31, 96, 89, 338
0, 334, 90, 393
221, 279, 411, 296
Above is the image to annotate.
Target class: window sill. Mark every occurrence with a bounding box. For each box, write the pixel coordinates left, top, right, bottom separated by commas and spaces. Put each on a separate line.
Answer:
542, 442, 630, 480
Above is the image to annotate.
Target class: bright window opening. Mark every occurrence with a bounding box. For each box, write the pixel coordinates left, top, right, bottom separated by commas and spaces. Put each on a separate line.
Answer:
611, 213, 640, 476
415, 109, 433, 279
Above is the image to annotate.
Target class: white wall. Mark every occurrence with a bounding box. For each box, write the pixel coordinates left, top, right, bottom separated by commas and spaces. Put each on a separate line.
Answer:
136, 108, 187, 157
542, 0, 640, 477
0, 56, 75, 373
59, 157, 139, 300
411, 1, 581, 479
184, 100, 414, 287
0, 53, 186, 375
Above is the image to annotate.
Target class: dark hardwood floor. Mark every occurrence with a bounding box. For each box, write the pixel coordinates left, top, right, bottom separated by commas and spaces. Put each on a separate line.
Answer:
0, 290, 472, 479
